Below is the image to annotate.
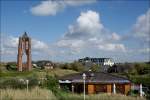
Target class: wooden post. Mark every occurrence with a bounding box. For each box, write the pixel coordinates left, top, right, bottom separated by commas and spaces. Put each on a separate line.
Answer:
72, 84, 74, 93
140, 84, 143, 97
113, 83, 116, 94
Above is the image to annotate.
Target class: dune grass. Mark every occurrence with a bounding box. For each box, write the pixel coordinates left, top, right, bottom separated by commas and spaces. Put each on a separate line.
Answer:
0, 87, 146, 100
59, 92, 146, 100
0, 68, 78, 79
0, 87, 57, 100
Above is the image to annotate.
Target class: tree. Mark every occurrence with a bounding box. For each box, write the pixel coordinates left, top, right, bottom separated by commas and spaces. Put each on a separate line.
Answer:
134, 63, 150, 75
61, 63, 71, 69
70, 61, 84, 72
90, 64, 100, 72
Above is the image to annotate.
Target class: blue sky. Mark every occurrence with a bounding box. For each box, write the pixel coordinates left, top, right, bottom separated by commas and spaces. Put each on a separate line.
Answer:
1, 0, 150, 62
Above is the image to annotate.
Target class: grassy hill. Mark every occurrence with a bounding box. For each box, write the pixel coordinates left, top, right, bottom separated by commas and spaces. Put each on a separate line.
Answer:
1, 87, 145, 100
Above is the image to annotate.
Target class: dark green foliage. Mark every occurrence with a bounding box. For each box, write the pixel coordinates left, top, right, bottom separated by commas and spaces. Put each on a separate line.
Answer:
134, 63, 150, 75
127, 90, 139, 96
5, 63, 17, 71
70, 61, 84, 72
61, 85, 70, 92
90, 64, 100, 72
113, 62, 150, 75
129, 75, 150, 87
27, 77, 39, 88
60, 61, 84, 72
0, 77, 39, 89
60, 63, 71, 69
0, 78, 26, 89
146, 93, 150, 100
45, 75, 59, 93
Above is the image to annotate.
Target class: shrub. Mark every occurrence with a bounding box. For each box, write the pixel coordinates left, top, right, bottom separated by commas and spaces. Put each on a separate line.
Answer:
90, 64, 100, 72
0, 77, 39, 89
26, 77, 39, 88
70, 61, 84, 72
0, 78, 26, 89
43, 75, 59, 93
59, 62, 84, 72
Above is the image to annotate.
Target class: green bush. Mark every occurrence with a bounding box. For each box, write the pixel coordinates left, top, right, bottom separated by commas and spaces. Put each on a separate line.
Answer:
0, 78, 26, 89
70, 61, 84, 72
134, 63, 150, 75
60, 62, 84, 72
26, 77, 39, 88
0, 77, 39, 89
90, 64, 100, 72
44, 75, 59, 93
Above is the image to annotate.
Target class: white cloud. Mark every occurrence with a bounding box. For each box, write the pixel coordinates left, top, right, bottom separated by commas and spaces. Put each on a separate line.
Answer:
4, 36, 18, 48
56, 39, 85, 53
30, 1, 65, 16
56, 10, 126, 54
64, 0, 96, 6
65, 10, 104, 38
32, 39, 49, 50
30, 0, 96, 16
138, 48, 150, 54
76, 10, 103, 34
133, 9, 150, 41
0, 47, 16, 55
111, 32, 121, 41
97, 43, 126, 52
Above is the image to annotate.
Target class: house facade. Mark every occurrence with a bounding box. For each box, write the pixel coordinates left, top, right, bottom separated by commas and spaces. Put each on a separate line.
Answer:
59, 71, 131, 95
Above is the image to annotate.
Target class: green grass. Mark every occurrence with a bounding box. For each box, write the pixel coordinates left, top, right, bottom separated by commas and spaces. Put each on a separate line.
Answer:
0, 71, 33, 77
59, 93, 146, 100
0, 68, 78, 78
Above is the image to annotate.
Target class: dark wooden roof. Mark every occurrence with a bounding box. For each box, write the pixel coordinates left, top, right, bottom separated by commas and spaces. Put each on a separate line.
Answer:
59, 71, 130, 84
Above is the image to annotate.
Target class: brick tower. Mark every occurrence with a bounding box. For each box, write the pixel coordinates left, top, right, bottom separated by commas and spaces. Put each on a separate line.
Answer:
17, 32, 32, 71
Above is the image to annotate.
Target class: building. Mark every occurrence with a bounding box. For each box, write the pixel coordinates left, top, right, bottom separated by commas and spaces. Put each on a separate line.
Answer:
17, 32, 32, 71
34, 60, 54, 69
79, 57, 114, 71
44, 62, 54, 70
59, 71, 131, 95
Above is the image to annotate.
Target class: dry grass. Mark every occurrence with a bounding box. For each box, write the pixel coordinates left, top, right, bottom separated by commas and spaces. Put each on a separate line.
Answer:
35, 68, 78, 78
0, 87, 57, 100
87, 93, 146, 100
0, 87, 146, 100
60, 93, 146, 100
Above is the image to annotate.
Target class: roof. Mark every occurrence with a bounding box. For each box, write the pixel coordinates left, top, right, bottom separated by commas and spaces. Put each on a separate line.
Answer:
59, 71, 130, 84
22, 32, 29, 39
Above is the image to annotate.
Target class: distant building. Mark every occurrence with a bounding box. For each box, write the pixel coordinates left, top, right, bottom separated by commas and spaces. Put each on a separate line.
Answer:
44, 62, 54, 70
34, 60, 54, 69
78, 57, 114, 72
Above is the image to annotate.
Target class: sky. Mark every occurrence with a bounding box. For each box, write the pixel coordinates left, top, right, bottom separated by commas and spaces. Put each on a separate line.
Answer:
0, 0, 150, 63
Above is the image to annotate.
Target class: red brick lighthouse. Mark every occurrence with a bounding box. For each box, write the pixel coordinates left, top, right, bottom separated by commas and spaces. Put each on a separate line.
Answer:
17, 32, 32, 71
